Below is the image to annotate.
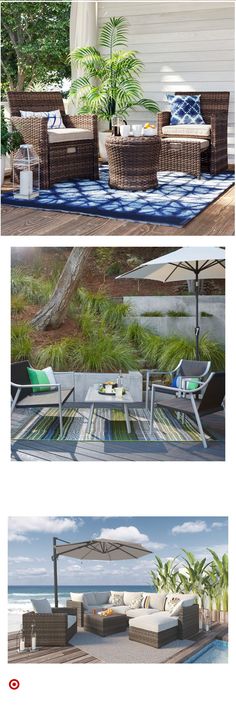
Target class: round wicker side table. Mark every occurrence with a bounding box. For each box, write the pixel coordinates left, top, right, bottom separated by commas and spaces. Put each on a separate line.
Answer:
105, 135, 161, 191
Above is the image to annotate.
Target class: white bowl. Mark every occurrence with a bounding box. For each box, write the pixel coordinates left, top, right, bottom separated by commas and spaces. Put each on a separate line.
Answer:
142, 128, 157, 136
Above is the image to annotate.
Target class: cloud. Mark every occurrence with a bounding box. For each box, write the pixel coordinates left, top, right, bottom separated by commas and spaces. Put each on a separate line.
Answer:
97, 526, 149, 544
171, 521, 210, 535
8, 517, 78, 542
147, 542, 167, 551
14, 567, 48, 577
9, 556, 31, 563
211, 522, 226, 529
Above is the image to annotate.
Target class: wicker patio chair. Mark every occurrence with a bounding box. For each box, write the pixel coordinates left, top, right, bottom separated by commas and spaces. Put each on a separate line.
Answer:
23, 609, 77, 647
149, 371, 225, 449
11, 360, 75, 437
145, 359, 211, 410
8, 91, 99, 188
157, 91, 230, 174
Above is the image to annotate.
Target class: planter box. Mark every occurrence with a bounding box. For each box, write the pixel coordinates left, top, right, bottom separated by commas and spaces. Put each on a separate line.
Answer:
54, 370, 143, 404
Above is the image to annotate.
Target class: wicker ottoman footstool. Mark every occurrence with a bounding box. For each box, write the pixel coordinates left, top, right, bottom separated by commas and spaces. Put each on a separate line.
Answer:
106, 135, 161, 191
159, 138, 209, 178
129, 613, 178, 648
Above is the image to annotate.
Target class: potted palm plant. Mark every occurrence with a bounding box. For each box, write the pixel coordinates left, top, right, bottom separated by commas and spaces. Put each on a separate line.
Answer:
69, 16, 159, 160
1, 108, 22, 186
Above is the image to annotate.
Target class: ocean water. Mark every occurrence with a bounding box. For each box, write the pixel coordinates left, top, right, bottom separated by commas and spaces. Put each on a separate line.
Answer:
8, 584, 153, 617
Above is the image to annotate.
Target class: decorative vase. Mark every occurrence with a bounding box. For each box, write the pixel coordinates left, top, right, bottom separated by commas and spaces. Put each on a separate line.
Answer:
98, 131, 110, 162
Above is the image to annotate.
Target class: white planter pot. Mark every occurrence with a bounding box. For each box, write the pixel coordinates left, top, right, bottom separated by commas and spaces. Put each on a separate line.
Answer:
1, 155, 6, 186
98, 131, 111, 162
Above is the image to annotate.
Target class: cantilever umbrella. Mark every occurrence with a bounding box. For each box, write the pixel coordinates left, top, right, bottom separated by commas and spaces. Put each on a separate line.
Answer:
52, 537, 152, 606
117, 247, 225, 359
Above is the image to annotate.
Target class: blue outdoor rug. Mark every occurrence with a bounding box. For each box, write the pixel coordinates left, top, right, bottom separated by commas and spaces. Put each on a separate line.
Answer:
2, 167, 234, 226
13, 406, 213, 443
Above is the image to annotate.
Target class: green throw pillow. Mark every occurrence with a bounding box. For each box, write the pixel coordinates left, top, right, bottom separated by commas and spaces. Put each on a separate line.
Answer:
27, 367, 51, 393
185, 378, 200, 391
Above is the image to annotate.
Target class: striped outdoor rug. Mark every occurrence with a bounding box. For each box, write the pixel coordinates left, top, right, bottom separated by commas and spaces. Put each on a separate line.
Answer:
14, 406, 213, 443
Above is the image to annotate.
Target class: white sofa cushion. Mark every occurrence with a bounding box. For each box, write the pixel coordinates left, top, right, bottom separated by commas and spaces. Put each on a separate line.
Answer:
107, 605, 127, 615
165, 593, 196, 614
109, 592, 124, 606
70, 592, 96, 608
123, 591, 142, 606
162, 137, 209, 150
127, 608, 159, 618
93, 591, 110, 604
129, 612, 178, 632
162, 124, 211, 137
67, 616, 76, 629
86, 604, 111, 613
31, 598, 52, 614
47, 128, 93, 144
148, 592, 167, 610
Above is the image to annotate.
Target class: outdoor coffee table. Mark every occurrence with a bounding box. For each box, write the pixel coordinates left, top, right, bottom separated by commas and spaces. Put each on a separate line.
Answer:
85, 385, 134, 435
105, 135, 161, 190
84, 612, 128, 637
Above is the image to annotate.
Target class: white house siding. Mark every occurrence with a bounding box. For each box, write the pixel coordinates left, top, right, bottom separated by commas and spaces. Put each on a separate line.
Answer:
98, 1, 235, 162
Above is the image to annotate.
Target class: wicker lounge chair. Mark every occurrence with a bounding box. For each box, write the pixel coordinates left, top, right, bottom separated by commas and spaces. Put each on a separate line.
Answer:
11, 360, 75, 437
145, 359, 211, 410
149, 371, 225, 448
157, 91, 230, 175
8, 91, 99, 188
23, 608, 77, 647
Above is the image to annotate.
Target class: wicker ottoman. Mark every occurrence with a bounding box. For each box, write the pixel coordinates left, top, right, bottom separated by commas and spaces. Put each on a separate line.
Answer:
159, 138, 209, 178
84, 612, 128, 637
129, 613, 178, 648
106, 135, 161, 191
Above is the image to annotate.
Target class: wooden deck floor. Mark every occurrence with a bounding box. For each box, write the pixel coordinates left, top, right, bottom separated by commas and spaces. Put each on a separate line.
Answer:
1, 184, 234, 236
11, 407, 225, 462
8, 632, 101, 663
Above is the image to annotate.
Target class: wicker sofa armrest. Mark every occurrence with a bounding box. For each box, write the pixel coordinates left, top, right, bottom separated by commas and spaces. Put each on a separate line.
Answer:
64, 113, 98, 137
157, 111, 171, 136
177, 604, 199, 639
23, 610, 68, 646
52, 606, 76, 615
205, 114, 228, 146
10, 115, 49, 153
66, 600, 84, 626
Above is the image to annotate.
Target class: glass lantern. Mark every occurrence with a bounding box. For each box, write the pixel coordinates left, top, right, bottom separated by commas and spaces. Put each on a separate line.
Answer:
13, 144, 40, 199
111, 115, 121, 136
18, 625, 26, 652
31, 621, 37, 651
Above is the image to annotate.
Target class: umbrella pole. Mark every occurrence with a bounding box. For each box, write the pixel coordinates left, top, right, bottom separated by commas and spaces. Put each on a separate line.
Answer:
195, 263, 200, 360
52, 537, 58, 608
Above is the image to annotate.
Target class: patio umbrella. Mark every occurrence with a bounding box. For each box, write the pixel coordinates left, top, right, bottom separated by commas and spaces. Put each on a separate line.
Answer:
117, 247, 225, 359
52, 537, 152, 607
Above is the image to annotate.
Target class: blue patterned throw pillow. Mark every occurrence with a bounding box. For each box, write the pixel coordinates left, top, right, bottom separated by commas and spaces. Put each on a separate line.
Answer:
20, 109, 64, 129
167, 94, 204, 125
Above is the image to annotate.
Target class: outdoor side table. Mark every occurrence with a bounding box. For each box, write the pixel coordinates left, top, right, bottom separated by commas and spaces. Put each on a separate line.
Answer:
159, 138, 209, 179
105, 135, 161, 191
85, 385, 134, 435
84, 612, 128, 637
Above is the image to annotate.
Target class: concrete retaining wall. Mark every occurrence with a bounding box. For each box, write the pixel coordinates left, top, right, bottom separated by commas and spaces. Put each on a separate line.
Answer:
124, 296, 225, 344
55, 370, 143, 403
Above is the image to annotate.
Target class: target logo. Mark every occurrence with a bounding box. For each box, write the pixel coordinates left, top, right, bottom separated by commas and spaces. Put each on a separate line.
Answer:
9, 679, 20, 690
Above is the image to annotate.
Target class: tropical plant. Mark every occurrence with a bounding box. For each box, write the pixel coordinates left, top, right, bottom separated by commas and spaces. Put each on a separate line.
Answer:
178, 549, 210, 606
207, 548, 228, 612
150, 556, 181, 593
70, 16, 159, 128
11, 322, 32, 361
1, 108, 22, 155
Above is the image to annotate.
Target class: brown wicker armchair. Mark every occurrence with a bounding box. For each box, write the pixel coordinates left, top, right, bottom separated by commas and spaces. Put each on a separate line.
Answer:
22, 608, 77, 647
157, 91, 230, 175
8, 91, 99, 188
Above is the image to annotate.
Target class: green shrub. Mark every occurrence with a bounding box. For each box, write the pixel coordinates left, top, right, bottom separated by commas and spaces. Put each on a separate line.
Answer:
11, 322, 32, 361
36, 339, 74, 371
167, 309, 191, 317
201, 311, 213, 318
11, 267, 53, 305
141, 311, 163, 317
11, 294, 27, 314
106, 261, 123, 277
70, 333, 140, 372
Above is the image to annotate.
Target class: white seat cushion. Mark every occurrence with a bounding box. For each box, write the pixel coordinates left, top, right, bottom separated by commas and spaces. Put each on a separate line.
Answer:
86, 604, 111, 613
162, 124, 211, 137
106, 605, 128, 615
129, 612, 178, 632
48, 128, 93, 143
162, 137, 209, 150
67, 616, 76, 629
31, 598, 52, 614
127, 608, 159, 618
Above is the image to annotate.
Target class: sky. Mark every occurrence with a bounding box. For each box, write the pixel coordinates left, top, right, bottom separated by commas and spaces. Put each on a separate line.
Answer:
8, 516, 228, 586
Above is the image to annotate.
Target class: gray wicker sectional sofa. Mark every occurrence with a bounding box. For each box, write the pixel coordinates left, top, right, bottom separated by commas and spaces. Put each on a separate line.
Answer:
66, 590, 199, 647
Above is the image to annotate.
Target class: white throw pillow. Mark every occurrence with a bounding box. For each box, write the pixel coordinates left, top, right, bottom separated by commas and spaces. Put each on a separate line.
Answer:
31, 598, 52, 614
123, 591, 142, 606
149, 592, 167, 610
141, 594, 150, 609
165, 594, 183, 612
70, 592, 87, 607
109, 592, 124, 606
129, 597, 142, 609
20, 109, 65, 129
42, 366, 57, 389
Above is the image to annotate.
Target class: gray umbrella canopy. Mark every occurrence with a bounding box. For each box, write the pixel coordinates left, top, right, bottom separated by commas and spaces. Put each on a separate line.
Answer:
117, 247, 225, 358
52, 537, 151, 606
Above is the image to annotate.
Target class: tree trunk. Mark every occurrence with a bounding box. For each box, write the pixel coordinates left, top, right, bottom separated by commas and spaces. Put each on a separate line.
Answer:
31, 247, 91, 330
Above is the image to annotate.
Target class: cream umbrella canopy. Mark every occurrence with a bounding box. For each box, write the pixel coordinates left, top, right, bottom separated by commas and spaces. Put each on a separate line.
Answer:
52, 537, 152, 606
68, 1, 97, 114
117, 247, 225, 359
